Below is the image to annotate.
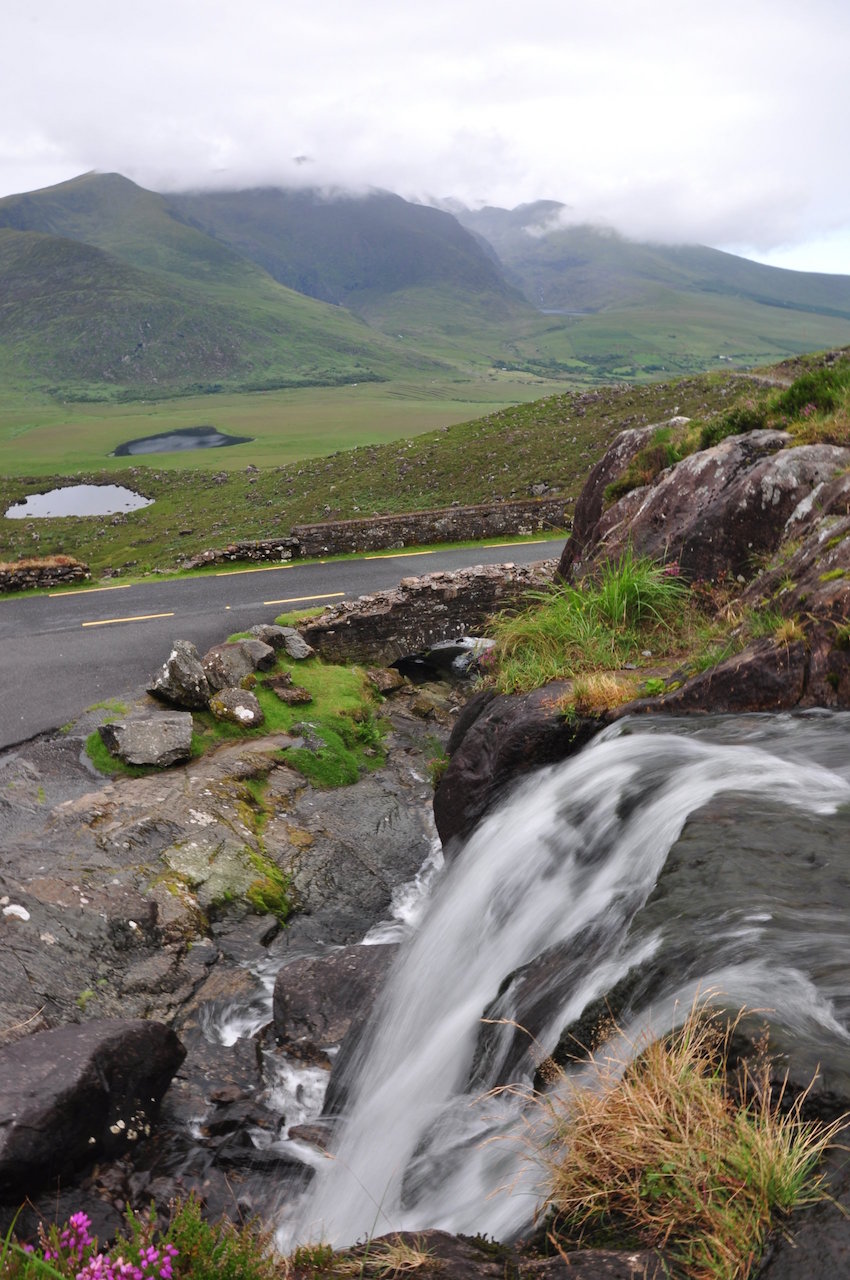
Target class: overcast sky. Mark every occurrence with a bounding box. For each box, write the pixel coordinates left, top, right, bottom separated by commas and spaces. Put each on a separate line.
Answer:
2, 0, 849, 272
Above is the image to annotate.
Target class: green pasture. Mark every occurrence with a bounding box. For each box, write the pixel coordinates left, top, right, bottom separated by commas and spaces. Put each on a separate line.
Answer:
0, 372, 563, 477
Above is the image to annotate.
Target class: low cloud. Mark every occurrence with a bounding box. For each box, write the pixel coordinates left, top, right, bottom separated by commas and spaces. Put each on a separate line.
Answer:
2, 0, 850, 265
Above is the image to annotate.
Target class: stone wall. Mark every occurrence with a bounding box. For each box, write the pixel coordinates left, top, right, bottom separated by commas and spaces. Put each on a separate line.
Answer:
0, 558, 89, 593
180, 499, 568, 570
299, 560, 557, 665
290, 498, 568, 557
181, 538, 300, 570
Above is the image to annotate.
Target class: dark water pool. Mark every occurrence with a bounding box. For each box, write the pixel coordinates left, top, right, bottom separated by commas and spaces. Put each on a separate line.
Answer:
112, 425, 252, 456
4, 484, 153, 518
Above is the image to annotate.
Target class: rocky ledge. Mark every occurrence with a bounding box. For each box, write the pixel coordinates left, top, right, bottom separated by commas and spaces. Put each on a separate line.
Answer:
437, 417, 850, 845
0, 662, 455, 1228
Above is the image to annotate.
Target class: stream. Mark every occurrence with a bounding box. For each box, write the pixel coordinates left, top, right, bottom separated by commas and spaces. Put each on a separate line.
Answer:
282, 711, 850, 1248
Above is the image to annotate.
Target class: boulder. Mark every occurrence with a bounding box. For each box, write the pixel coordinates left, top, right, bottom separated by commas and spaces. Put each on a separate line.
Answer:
0, 1020, 185, 1199
622, 637, 809, 716
147, 639, 211, 709
202, 639, 275, 690
366, 667, 407, 694
279, 627, 315, 660
208, 688, 264, 727
557, 421, 678, 580
250, 624, 313, 659
558, 432, 850, 584
98, 713, 193, 767
273, 943, 397, 1063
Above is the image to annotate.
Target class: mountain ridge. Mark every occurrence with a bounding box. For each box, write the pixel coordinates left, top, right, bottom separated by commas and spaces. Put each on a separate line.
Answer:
4, 172, 850, 398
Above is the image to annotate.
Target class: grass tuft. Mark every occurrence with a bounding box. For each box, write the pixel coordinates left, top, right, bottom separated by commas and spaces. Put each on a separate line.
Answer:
536, 996, 845, 1280
487, 550, 689, 694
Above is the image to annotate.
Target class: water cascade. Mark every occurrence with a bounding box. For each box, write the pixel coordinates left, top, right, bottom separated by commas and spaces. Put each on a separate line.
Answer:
287, 714, 850, 1249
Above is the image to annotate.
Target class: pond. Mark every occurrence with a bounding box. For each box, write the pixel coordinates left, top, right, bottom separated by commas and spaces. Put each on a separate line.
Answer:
4, 484, 154, 519
112, 425, 252, 456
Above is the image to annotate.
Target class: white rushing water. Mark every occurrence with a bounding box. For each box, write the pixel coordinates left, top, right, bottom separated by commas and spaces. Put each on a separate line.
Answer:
288, 725, 850, 1248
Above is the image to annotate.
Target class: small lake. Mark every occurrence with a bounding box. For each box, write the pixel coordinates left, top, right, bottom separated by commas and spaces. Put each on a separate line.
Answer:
113, 425, 252, 456
5, 484, 154, 519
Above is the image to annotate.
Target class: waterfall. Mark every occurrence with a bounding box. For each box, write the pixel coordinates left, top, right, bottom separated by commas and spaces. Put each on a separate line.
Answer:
287, 717, 850, 1249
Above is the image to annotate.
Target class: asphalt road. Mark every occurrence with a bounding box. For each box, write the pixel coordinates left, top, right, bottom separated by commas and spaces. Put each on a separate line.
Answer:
0, 539, 563, 749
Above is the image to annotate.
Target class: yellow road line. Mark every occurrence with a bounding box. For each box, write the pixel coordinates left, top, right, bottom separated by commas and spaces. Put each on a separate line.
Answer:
50, 583, 131, 597
364, 550, 435, 560
477, 539, 550, 548
82, 611, 175, 628
263, 591, 345, 606
214, 563, 294, 576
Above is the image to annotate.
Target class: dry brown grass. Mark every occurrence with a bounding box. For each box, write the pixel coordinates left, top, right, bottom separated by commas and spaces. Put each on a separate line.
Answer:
774, 617, 805, 646
536, 997, 845, 1280
568, 672, 638, 716
0, 554, 83, 570
284, 1235, 433, 1280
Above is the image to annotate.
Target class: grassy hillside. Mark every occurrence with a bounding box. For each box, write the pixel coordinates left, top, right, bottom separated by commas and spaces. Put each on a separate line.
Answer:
0, 367, 750, 576
0, 174, 534, 387
0, 224, 438, 399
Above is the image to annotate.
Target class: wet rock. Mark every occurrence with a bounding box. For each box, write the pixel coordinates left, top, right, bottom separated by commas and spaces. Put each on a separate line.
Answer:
754, 1147, 850, 1280
0, 1020, 185, 1200
434, 683, 598, 847
340, 1232, 664, 1279
208, 687, 264, 727
622, 636, 809, 716
147, 640, 211, 709
98, 713, 193, 767
202, 639, 275, 691
273, 943, 398, 1063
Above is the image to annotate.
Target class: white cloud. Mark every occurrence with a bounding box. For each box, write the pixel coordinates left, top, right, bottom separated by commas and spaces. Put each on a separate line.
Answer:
2, 0, 849, 269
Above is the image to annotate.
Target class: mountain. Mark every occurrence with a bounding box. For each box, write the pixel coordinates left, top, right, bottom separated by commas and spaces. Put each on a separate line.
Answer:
4, 172, 850, 403
454, 200, 850, 318
166, 186, 521, 312
0, 175, 443, 398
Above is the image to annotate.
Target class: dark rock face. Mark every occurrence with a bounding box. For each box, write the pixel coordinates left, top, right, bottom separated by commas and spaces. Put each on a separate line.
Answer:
273, 943, 397, 1063
556, 421, 674, 580
147, 639, 211, 709
0, 1020, 184, 1199
98, 713, 194, 767
624, 637, 809, 716
433, 684, 598, 847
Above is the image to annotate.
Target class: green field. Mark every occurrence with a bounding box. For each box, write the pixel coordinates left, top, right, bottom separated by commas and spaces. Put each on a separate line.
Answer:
0, 371, 564, 478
